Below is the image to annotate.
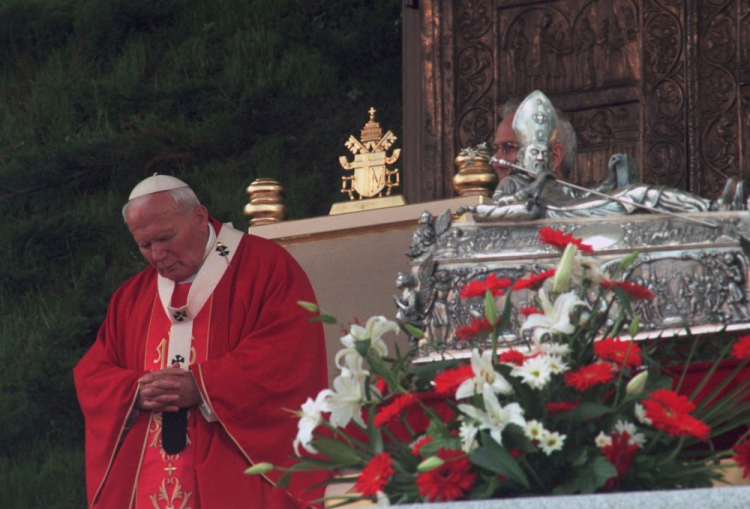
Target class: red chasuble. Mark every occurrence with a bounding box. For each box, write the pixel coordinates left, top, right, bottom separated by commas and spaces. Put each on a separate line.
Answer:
74, 219, 330, 508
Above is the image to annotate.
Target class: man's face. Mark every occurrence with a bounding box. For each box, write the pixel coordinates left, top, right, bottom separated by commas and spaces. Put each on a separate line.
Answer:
126, 192, 209, 282
521, 142, 551, 173
492, 113, 520, 179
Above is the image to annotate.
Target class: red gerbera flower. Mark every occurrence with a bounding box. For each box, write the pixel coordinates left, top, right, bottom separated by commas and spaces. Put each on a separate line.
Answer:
375, 376, 389, 396
455, 316, 493, 341
416, 448, 476, 502
538, 226, 594, 253
564, 362, 615, 391
459, 273, 512, 299
601, 431, 639, 488
545, 400, 580, 414
411, 436, 434, 456
642, 389, 711, 441
354, 452, 396, 497
732, 435, 750, 479
519, 305, 541, 316
513, 269, 556, 291
732, 336, 750, 360
600, 280, 654, 301
374, 393, 416, 428
434, 365, 474, 396
594, 337, 643, 369
498, 349, 526, 366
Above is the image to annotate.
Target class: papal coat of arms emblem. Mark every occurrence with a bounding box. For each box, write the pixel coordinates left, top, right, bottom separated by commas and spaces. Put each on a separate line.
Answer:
339, 108, 401, 200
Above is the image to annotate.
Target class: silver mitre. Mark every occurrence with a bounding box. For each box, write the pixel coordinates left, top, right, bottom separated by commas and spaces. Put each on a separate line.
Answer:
512, 90, 557, 149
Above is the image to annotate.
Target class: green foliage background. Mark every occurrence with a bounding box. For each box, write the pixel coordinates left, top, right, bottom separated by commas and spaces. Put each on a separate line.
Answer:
0, 0, 402, 505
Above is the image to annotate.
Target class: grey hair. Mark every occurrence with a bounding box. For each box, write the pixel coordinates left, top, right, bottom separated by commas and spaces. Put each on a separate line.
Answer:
121, 186, 201, 223
501, 98, 578, 178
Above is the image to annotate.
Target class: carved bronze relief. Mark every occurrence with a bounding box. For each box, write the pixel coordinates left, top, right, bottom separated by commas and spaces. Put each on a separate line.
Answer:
405, 1, 748, 203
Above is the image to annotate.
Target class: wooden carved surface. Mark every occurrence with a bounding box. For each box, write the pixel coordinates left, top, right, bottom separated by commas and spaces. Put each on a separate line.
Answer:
404, 0, 750, 203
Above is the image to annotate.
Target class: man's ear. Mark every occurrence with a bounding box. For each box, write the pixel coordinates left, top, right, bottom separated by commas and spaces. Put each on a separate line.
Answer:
551, 144, 565, 177
193, 205, 209, 230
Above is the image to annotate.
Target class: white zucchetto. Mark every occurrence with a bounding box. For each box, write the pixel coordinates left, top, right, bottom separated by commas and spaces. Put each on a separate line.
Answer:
128, 174, 189, 201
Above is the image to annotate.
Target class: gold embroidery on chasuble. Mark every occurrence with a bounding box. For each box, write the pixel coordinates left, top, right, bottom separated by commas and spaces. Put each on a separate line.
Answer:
135, 284, 212, 509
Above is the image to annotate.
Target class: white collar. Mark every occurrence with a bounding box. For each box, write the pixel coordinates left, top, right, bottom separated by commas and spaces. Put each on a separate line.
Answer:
179, 223, 216, 285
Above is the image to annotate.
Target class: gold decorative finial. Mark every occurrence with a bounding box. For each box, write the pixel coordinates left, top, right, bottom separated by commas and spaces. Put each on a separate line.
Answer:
452, 142, 498, 197
244, 178, 287, 228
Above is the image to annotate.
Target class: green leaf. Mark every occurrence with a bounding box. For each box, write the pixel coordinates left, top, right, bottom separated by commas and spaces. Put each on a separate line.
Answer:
309, 313, 338, 324
404, 323, 425, 339
612, 286, 633, 318
501, 423, 535, 453
468, 475, 502, 499
311, 438, 362, 466
367, 352, 400, 392
552, 456, 617, 495
619, 251, 640, 271
484, 289, 497, 326
558, 402, 613, 421
297, 300, 320, 312
469, 437, 530, 489
628, 314, 641, 337
496, 289, 514, 334
367, 408, 383, 454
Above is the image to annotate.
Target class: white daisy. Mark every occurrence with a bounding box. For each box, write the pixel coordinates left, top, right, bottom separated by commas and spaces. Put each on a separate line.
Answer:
546, 354, 570, 375
595, 431, 613, 448
523, 419, 546, 442
539, 430, 566, 455
511, 355, 553, 390
541, 341, 570, 357
615, 420, 646, 448
634, 403, 652, 425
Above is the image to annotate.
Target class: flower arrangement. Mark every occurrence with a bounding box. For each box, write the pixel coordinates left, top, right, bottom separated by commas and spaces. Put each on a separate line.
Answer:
247, 227, 750, 506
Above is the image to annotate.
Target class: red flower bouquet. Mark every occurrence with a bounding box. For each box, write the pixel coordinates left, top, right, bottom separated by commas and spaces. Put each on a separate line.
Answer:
249, 227, 750, 505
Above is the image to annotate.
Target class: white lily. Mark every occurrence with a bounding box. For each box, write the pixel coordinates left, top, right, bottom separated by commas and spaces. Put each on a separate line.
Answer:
335, 316, 398, 371
552, 243, 577, 293
459, 421, 480, 453
521, 289, 586, 343
458, 384, 525, 446
327, 371, 366, 428
293, 388, 332, 455
456, 348, 514, 399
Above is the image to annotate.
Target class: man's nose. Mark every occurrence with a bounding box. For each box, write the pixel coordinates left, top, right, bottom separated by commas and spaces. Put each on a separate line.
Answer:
151, 245, 167, 261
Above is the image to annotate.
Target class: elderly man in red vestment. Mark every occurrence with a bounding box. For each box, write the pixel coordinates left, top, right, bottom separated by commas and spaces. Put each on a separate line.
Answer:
74, 175, 329, 508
